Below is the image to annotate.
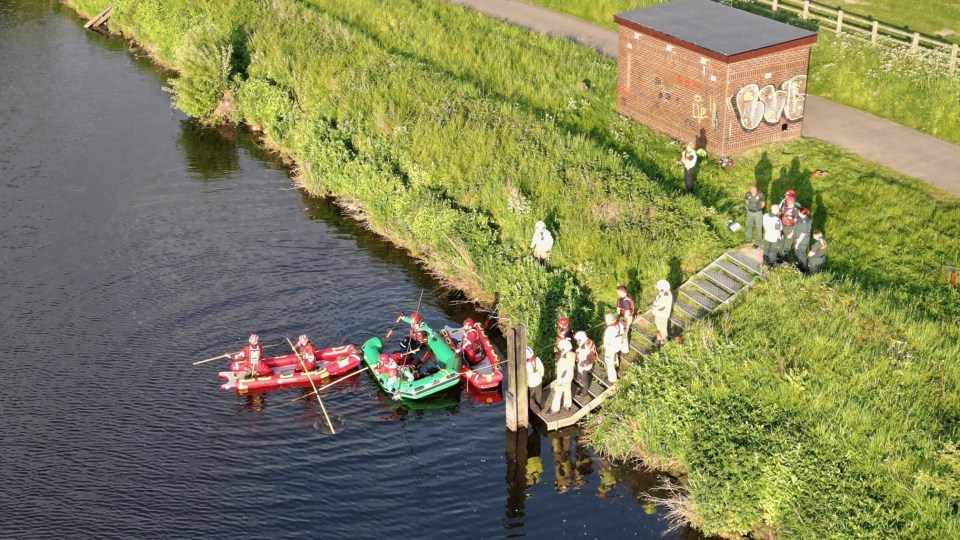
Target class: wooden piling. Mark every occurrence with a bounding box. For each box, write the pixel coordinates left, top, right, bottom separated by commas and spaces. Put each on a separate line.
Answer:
504, 324, 529, 431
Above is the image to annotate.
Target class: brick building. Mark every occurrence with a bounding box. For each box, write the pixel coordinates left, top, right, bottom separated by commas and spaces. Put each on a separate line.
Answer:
615, 0, 817, 155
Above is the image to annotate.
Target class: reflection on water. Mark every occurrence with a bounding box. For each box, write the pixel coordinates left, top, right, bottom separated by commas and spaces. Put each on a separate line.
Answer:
177, 121, 241, 180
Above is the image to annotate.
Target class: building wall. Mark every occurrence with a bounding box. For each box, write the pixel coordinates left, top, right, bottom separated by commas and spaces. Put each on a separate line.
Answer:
723, 46, 812, 154
616, 26, 812, 155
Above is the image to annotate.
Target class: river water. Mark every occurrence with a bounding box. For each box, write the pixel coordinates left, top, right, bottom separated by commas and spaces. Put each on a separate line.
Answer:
0, 2, 698, 538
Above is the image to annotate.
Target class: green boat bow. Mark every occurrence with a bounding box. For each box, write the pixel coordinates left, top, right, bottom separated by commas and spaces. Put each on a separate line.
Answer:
362, 319, 461, 400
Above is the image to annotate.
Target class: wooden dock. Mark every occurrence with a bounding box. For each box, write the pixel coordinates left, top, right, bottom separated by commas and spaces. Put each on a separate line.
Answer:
530, 246, 764, 431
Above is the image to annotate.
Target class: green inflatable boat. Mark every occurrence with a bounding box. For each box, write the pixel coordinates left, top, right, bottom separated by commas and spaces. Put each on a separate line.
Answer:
362, 317, 461, 400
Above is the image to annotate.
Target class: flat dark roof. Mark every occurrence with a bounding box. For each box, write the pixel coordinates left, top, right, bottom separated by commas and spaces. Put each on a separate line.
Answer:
615, 0, 817, 59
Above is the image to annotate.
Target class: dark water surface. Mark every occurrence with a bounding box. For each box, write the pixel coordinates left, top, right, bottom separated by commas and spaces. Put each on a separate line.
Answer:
0, 2, 697, 538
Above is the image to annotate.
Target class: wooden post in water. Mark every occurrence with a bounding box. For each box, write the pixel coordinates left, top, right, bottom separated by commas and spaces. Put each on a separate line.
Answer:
504, 324, 529, 431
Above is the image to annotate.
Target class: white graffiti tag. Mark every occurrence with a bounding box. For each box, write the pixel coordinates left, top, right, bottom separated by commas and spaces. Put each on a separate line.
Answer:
734, 75, 807, 130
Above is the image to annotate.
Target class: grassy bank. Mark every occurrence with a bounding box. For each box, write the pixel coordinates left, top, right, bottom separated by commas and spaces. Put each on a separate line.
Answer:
66, 0, 960, 537
526, 0, 960, 144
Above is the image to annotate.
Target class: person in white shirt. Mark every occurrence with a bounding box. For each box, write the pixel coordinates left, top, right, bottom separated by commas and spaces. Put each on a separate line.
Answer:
652, 280, 673, 345
525, 346, 545, 413
681, 143, 698, 194
550, 339, 575, 413
762, 203, 783, 267
601, 313, 623, 383
529, 220, 554, 265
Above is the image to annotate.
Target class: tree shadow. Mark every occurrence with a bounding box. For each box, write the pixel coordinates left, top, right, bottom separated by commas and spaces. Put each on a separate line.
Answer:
626, 267, 643, 303
668, 255, 683, 290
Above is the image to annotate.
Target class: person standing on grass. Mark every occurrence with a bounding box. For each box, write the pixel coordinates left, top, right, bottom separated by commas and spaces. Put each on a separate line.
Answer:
762, 203, 782, 267
573, 331, 597, 399
616, 285, 635, 348
525, 346, 545, 413
777, 190, 800, 263
601, 313, 623, 383
793, 208, 812, 271
744, 184, 765, 248
530, 220, 554, 265
550, 339, 575, 413
681, 143, 698, 195
652, 280, 673, 345
807, 230, 828, 274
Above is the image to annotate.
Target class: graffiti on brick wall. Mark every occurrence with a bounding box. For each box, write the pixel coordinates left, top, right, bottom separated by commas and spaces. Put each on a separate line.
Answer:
733, 75, 807, 131
691, 94, 719, 130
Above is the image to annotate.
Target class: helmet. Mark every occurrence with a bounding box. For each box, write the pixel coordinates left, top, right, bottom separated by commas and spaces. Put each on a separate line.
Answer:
656, 279, 671, 291
535, 220, 546, 230
785, 189, 796, 197
770, 203, 780, 214
410, 312, 421, 324
574, 331, 587, 344
557, 339, 572, 352
799, 207, 811, 216
248, 334, 260, 345
463, 318, 475, 328
379, 353, 390, 362
558, 317, 570, 328
297, 334, 309, 346
525, 346, 534, 360
604, 313, 617, 324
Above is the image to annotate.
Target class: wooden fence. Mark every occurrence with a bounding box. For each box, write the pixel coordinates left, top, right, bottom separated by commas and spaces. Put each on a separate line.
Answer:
753, 0, 958, 73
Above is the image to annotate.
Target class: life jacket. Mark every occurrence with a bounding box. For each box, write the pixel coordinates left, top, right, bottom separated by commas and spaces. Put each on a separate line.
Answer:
617, 295, 635, 317
409, 324, 427, 343
379, 357, 398, 378
576, 339, 597, 369
462, 327, 481, 352
247, 345, 262, 366
300, 342, 317, 363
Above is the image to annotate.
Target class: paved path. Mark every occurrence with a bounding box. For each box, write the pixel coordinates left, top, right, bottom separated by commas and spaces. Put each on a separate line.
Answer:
449, 0, 960, 196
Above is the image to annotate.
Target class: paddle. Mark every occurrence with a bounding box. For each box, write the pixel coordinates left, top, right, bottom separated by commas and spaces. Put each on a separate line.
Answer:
193, 343, 281, 365
281, 366, 370, 406
286, 337, 336, 435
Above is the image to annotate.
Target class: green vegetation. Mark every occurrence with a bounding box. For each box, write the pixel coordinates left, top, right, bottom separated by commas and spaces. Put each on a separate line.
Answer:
65, 0, 960, 537
527, 0, 960, 144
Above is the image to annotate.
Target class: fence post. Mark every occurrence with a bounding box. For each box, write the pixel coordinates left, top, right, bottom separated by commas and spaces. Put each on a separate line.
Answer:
911, 32, 920, 52
504, 324, 529, 431
870, 21, 878, 45
772, 0, 779, 12
802, 0, 809, 20
951, 44, 958, 74
835, 9, 843, 35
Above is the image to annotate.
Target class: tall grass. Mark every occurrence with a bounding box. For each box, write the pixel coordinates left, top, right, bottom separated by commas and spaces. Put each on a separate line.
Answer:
525, 0, 960, 144
65, 0, 960, 537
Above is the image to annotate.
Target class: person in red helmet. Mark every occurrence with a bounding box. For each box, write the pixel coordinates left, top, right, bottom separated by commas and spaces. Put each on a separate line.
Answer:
458, 318, 484, 366
777, 190, 801, 264
232, 334, 270, 379
554, 317, 573, 357
293, 334, 318, 372
398, 312, 428, 355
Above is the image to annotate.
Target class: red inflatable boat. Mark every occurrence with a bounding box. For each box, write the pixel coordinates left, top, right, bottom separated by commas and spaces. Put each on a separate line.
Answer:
442, 322, 504, 391
218, 344, 361, 394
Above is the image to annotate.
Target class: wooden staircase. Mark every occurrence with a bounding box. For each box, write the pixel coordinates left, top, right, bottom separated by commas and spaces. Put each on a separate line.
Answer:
531, 247, 764, 431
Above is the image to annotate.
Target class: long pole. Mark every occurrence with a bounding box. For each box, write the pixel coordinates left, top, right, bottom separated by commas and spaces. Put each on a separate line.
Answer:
282, 366, 370, 406
287, 337, 336, 434
193, 343, 281, 365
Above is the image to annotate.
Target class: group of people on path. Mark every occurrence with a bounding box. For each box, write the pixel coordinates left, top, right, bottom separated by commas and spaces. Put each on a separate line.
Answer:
744, 185, 827, 272
525, 281, 674, 415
